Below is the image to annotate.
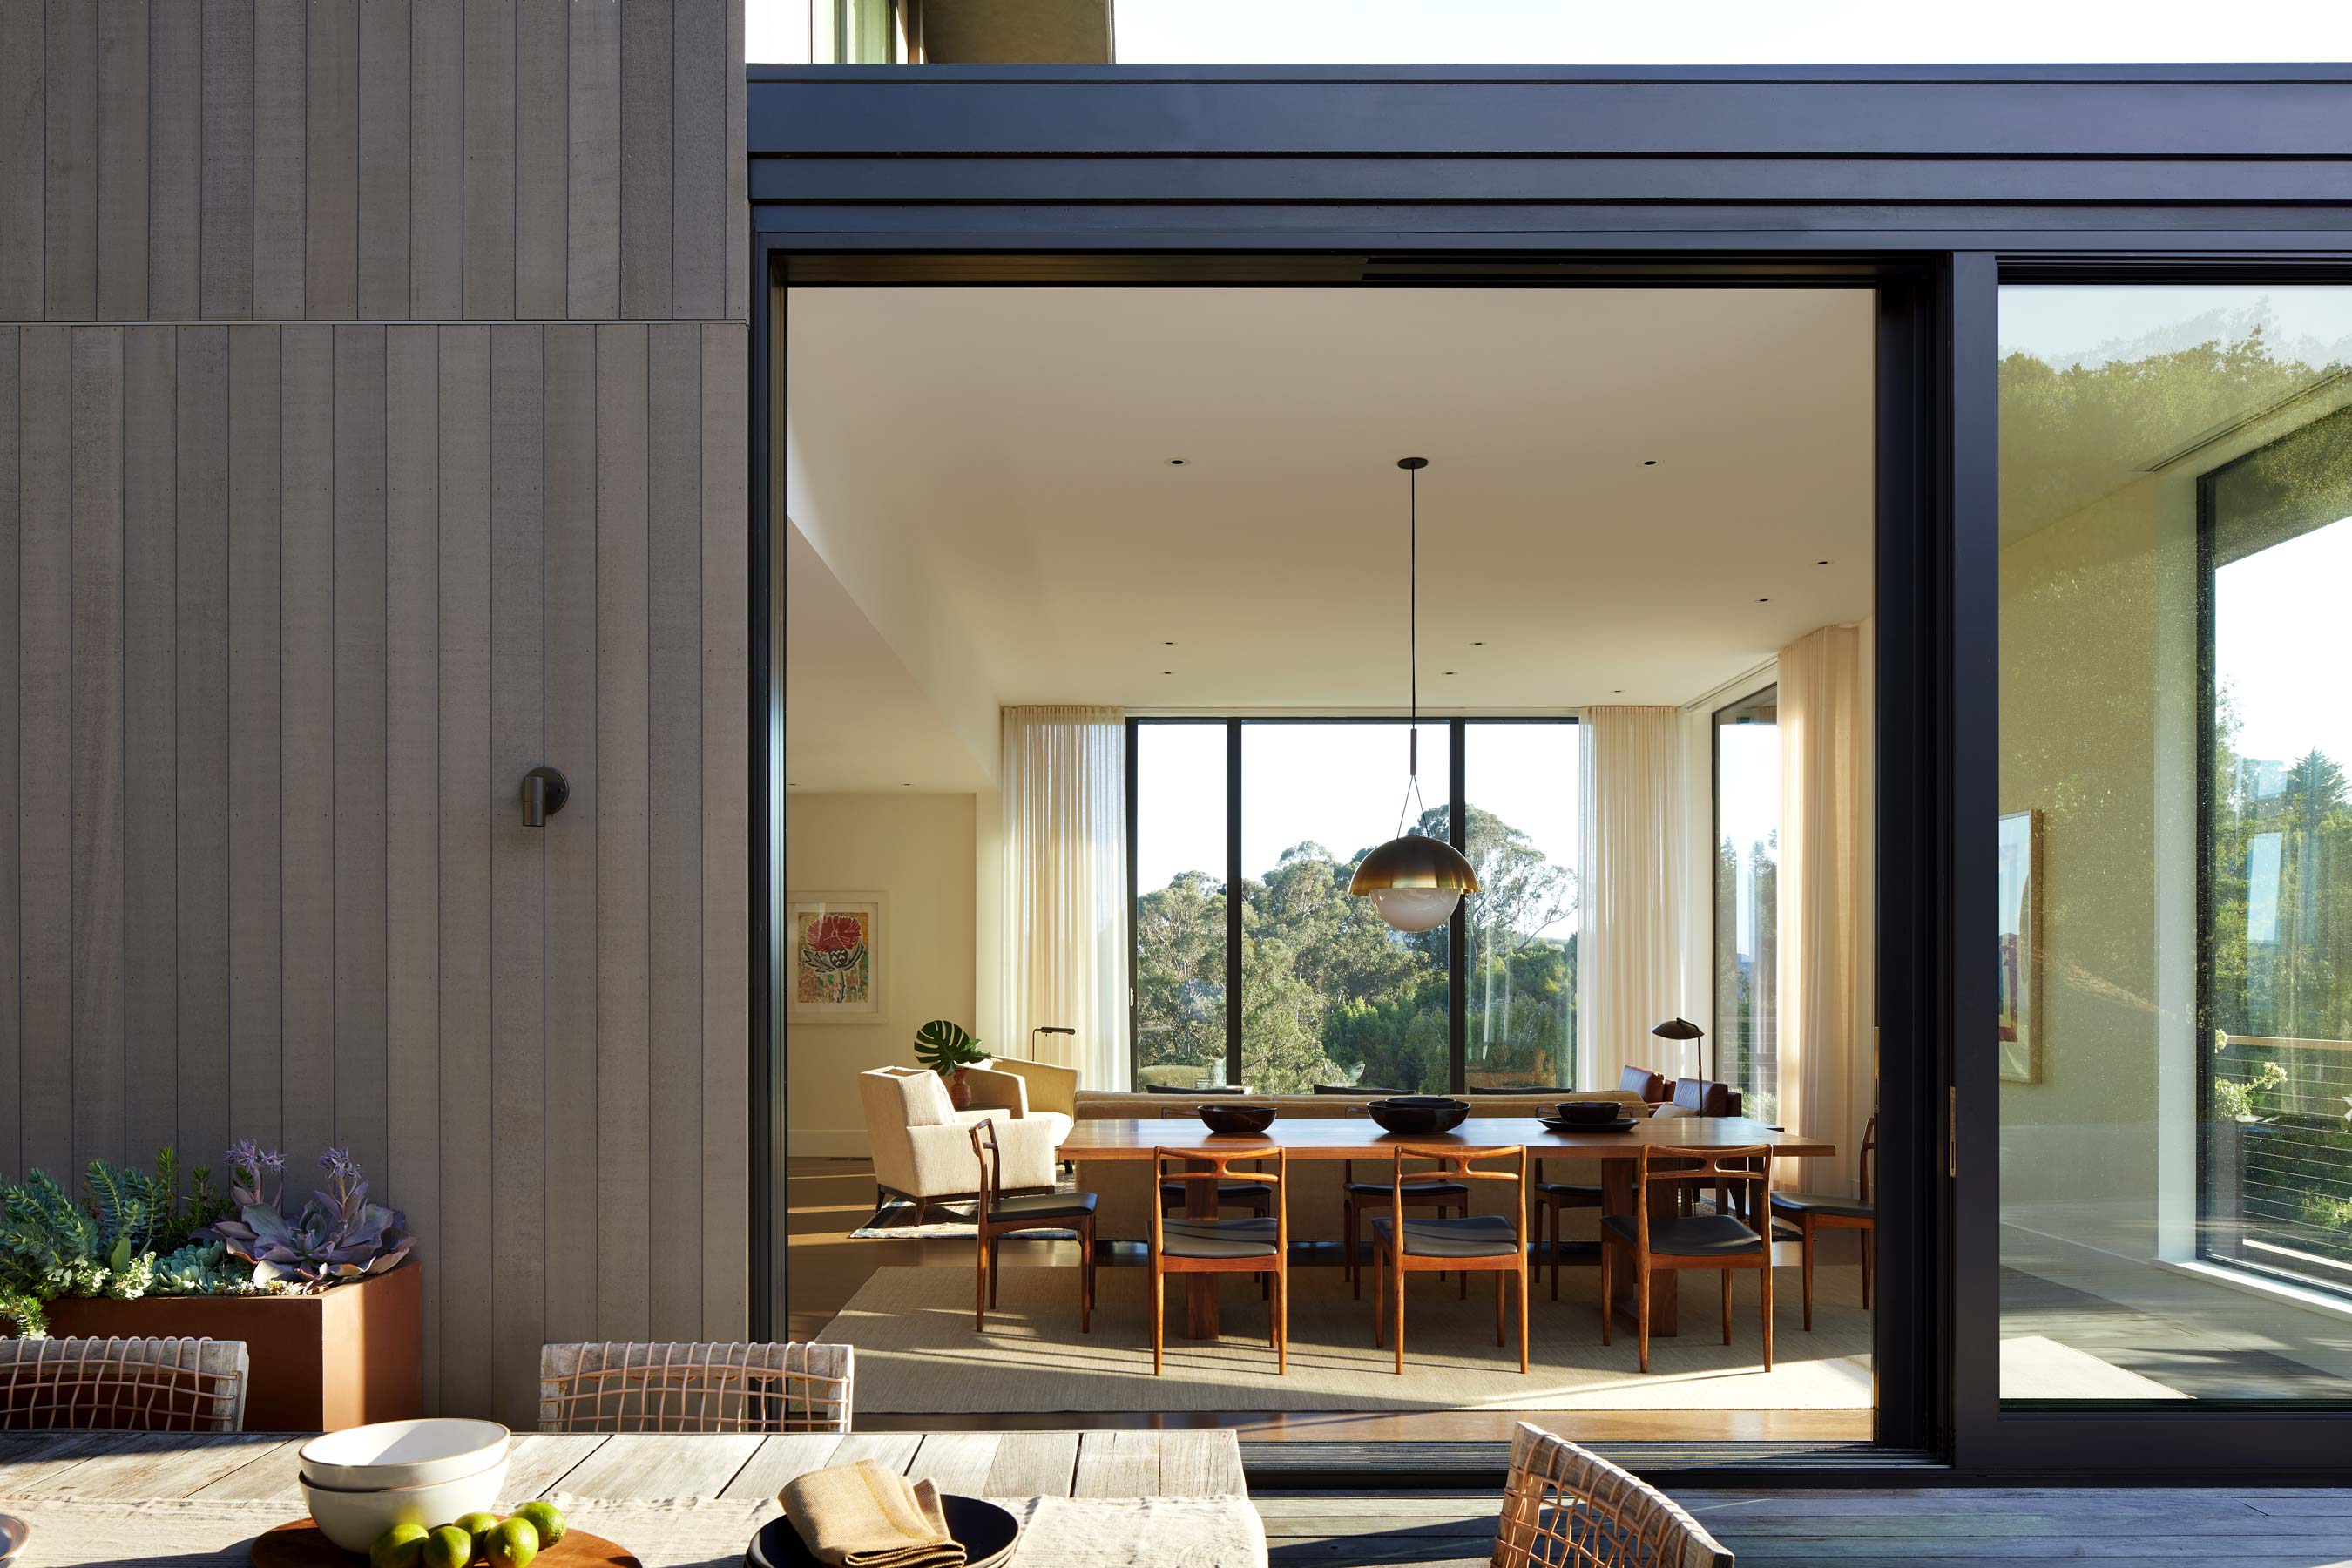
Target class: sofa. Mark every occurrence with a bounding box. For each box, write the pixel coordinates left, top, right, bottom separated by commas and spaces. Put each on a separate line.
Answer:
857, 1064, 1076, 1213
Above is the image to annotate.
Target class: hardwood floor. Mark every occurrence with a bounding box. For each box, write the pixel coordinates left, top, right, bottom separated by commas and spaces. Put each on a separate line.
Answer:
787, 1157, 1872, 1443
1256, 1487, 2352, 1567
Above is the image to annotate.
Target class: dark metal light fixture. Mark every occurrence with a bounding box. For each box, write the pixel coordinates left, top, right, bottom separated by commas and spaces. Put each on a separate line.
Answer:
1348, 457, 1479, 933
1030, 1024, 1075, 1060
521, 767, 570, 827
1652, 1017, 1707, 1079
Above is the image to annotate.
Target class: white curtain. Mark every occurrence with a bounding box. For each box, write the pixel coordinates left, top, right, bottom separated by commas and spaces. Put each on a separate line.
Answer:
1777, 625, 1867, 1193
1576, 706, 1685, 1093
1001, 706, 1131, 1091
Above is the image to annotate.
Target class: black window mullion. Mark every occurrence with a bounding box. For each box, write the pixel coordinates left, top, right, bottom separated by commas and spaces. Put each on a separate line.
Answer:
1125, 717, 1140, 1090
1449, 719, 1468, 1094
1226, 720, 1244, 1089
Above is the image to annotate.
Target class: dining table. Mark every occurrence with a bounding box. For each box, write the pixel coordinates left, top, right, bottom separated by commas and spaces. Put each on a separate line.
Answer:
0, 1427, 1266, 1567
1059, 1113, 1836, 1341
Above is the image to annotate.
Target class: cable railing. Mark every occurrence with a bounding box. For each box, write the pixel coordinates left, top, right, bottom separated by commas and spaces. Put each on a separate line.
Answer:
2213, 1035, 2352, 1283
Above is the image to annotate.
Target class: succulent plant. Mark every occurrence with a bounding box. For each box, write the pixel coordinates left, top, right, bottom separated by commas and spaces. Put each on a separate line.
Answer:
206, 1146, 413, 1288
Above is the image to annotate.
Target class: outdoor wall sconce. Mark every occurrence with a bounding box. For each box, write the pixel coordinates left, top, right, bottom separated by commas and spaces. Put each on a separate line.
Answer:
521, 767, 571, 827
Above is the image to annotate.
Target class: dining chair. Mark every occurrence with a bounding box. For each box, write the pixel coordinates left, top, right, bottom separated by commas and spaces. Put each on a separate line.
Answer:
1531, 1165, 1603, 1300
1369, 1144, 1530, 1375
1490, 1421, 1735, 1567
1342, 1152, 1470, 1297
970, 1115, 1098, 1333
0, 1336, 248, 1432
1153, 1106, 1275, 1220
1599, 1143, 1774, 1374
537, 1341, 854, 1433
1770, 1112, 1876, 1328
1149, 1146, 1288, 1375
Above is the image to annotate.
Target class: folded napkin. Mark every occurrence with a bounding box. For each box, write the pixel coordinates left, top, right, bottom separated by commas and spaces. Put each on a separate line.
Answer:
778, 1460, 969, 1568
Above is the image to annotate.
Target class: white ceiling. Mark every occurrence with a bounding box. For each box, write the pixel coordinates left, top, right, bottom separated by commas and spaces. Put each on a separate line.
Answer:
785, 287, 1875, 790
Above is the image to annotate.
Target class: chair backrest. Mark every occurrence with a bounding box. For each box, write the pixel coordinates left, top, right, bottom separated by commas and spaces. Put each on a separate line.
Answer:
1151, 1146, 1287, 1257
1859, 1113, 1878, 1205
969, 1116, 1005, 1210
0, 1336, 248, 1432
1633, 1144, 1772, 1248
1494, 1423, 1734, 1567
1389, 1144, 1526, 1225
1618, 1066, 1669, 1103
537, 1342, 853, 1434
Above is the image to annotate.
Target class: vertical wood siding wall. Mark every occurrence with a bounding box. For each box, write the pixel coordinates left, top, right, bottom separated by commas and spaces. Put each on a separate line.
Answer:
1, 1, 751, 1429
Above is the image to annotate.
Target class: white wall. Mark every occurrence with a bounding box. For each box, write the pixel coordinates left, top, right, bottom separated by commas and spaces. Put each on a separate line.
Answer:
786, 792, 978, 1155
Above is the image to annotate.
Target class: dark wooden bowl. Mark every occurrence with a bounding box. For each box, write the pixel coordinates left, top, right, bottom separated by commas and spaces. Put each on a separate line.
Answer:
1365, 1097, 1470, 1135
1198, 1103, 1279, 1135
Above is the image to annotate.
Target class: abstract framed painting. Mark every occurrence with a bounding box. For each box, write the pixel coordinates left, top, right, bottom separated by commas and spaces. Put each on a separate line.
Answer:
1997, 811, 2041, 1084
788, 891, 888, 1024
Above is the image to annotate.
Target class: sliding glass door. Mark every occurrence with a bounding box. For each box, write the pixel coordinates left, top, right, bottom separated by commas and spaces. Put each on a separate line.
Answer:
1994, 280, 2352, 1410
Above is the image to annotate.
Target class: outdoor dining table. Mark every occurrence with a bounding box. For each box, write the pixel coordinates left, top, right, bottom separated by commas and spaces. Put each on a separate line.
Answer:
0, 1427, 1266, 1567
1059, 1113, 1837, 1342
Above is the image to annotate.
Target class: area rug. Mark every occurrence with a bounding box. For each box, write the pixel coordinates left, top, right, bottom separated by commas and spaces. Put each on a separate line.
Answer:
817, 1263, 1873, 1412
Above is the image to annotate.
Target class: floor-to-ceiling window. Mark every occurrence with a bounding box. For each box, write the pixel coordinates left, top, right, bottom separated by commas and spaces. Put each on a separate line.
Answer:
1997, 282, 2352, 1402
1132, 717, 1578, 1093
1713, 688, 1781, 1120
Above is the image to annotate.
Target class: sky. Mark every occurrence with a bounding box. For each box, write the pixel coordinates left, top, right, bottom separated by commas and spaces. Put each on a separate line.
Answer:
2218, 519, 2352, 779
752, 0, 2352, 64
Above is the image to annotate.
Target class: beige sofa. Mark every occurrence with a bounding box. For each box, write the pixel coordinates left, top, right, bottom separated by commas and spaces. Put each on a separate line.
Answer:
858, 1064, 1077, 1212
1068, 1089, 1658, 1243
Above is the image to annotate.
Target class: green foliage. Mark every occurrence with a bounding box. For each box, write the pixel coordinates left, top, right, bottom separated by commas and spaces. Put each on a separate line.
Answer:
152, 1238, 264, 1296
912, 1018, 988, 1075
0, 1284, 44, 1339
0, 1149, 256, 1333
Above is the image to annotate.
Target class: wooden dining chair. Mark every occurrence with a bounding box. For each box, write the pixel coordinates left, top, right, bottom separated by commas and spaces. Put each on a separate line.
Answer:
1600, 1143, 1774, 1374
1154, 1109, 1274, 1222
1149, 1146, 1287, 1375
1531, 1165, 1603, 1300
0, 1337, 248, 1432
1342, 1152, 1470, 1297
537, 1341, 854, 1433
970, 1116, 1098, 1333
1491, 1421, 1735, 1567
1369, 1144, 1530, 1375
1771, 1112, 1876, 1329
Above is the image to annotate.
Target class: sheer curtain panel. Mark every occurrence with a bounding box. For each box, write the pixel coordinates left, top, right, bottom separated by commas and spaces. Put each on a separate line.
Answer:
1576, 706, 1685, 1093
1777, 625, 1867, 1193
1002, 706, 1132, 1091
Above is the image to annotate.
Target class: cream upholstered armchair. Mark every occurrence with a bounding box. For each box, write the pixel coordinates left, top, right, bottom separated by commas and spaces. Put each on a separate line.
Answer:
858, 1065, 1073, 1216
983, 1056, 1078, 1120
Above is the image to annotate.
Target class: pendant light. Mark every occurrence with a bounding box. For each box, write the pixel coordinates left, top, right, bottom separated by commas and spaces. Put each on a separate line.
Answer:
1348, 456, 1480, 933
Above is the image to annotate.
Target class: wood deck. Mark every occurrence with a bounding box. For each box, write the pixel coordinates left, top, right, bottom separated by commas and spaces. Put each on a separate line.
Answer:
1255, 1486, 2352, 1566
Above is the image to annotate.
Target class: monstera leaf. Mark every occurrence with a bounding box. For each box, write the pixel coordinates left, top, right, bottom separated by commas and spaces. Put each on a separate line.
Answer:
912, 1019, 987, 1076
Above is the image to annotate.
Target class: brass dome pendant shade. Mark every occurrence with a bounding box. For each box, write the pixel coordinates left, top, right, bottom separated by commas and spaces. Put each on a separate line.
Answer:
1348, 457, 1479, 934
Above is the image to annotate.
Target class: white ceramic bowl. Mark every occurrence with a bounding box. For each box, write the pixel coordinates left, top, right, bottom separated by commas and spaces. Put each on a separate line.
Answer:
0, 1511, 28, 1566
299, 1417, 510, 1490
299, 1453, 510, 1554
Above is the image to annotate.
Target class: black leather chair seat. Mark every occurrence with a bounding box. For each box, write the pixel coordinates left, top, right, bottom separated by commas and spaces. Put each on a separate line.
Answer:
1371, 1213, 1520, 1259
1770, 1191, 1876, 1220
1346, 1179, 1471, 1200
1538, 1181, 1603, 1204
1159, 1216, 1280, 1260
1160, 1179, 1271, 1209
1601, 1213, 1765, 1257
988, 1191, 1098, 1223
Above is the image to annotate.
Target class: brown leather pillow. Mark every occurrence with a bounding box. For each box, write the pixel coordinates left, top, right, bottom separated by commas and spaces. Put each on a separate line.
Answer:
1618, 1066, 1669, 1103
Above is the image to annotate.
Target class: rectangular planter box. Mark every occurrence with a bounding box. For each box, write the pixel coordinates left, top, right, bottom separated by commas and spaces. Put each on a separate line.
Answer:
37, 1262, 422, 1432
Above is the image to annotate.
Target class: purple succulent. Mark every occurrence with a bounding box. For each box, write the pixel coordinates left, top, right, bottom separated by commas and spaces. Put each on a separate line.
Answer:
205, 1146, 412, 1288
223, 1141, 284, 1210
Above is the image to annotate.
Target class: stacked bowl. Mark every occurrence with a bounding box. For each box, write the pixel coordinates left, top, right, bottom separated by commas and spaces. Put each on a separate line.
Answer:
297, 1418, 512, 1552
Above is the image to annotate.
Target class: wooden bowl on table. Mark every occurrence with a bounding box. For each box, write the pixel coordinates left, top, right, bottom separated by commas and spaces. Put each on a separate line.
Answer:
253, 1518, 640, 1566
1197, 1103, 1278, 1135
1364, 1097, 1470, 1135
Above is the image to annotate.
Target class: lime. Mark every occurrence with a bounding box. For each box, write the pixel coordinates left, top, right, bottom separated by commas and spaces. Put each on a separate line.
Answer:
422, 1524, 474, 1568
454, 1511, 503, 1550
512, 1502, 567, 1547
485, 1517, 539, 1568
369, 1522, 431, 1568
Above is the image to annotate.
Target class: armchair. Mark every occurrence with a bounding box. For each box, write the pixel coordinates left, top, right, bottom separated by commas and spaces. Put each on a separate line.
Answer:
857, 1065, 1073, 1219
983, 1056, 1079, 1121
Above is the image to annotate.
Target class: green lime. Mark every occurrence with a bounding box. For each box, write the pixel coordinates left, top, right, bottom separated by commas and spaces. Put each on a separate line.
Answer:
511, 1502, 567, 1547
454, 1511, 503, 1550
370, 1522, 431, 1568
485, 1517, 539, 1568
422, 1524, 474, 1568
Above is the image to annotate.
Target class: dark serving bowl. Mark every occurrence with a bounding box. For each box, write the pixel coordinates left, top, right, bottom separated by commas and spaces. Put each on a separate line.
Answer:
1555, 1098, 1625, 1125
1365, 1097, 1471, 1136
1198, 1102, 1279, 1135
751, 1496, 1020, 1568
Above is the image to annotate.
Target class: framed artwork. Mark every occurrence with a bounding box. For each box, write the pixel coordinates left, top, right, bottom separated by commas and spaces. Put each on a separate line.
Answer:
1997, 811, 2041, 1084
789, 892, 887, 1023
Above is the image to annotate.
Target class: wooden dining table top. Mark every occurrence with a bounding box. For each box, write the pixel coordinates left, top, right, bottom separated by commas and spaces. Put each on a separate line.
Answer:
1058, 1113, 1834, 1161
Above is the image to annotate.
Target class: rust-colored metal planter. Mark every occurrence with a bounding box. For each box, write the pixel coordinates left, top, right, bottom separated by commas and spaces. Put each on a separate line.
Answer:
37, 1263, 422, 1431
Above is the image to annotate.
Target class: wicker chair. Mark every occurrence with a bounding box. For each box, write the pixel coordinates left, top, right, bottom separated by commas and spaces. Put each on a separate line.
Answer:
1492, 1422, 1734, 1567
537, 1342, 853, 1433
0, 1336, 248, 1432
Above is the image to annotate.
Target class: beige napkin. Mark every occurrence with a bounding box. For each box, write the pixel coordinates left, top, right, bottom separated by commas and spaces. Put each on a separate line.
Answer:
777, 1460, 969, 1568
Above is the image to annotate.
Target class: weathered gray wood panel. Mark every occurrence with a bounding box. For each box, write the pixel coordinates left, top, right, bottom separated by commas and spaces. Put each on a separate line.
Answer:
175, 325, 232, 1171
122, 325, 178, 1165
333, 323, 389, 1179
95, 1, 149, 321
68, 326, 125, 1174
619, 0, 673, 321
671, 0, 725, 321
250, 0, 305, 319
17, 328, 71, 1181
44, 3, 97, 321
277, 326, 337, 1164
463, 1, 517, 321
357, 0, 413, 321
197, 0, 254, 321
515, 1, 570, 320
569, 3, 623, 320
0, 5, 44, 320
226, 326, 282, 1150
0, 330, 19, 1173
305, 0, 359, 321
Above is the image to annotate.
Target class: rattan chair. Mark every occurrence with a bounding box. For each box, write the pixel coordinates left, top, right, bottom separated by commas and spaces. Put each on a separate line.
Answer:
1369, 1144, 1531, 1375
537, 1342, 853, 1433
1492, 1422, 1734, 1567
1149, 1146, 1288, 1376
0, 1336, 248, 1431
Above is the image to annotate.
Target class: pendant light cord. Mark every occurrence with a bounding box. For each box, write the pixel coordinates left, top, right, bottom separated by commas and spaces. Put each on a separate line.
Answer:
1394, 461, 1425, 840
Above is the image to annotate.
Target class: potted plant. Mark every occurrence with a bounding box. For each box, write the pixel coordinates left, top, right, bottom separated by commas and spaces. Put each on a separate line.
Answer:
914, 1018, 990, 1109
1, 1142, 422, 1430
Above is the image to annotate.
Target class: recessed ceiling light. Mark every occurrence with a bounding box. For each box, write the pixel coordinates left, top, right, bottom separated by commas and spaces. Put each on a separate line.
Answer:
1758, 597, 1771, 603
1167, 458, 1186, 465
1613, 689, 1624, 694
1643, 460, 1658, 467
1816, 559, 1831, 566
1443, 671, 1456, 676
1471, 640, 1485, 646
902, 782, 912, 787
1162, 670, 1173, 675
1164, 640, 1176, 645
